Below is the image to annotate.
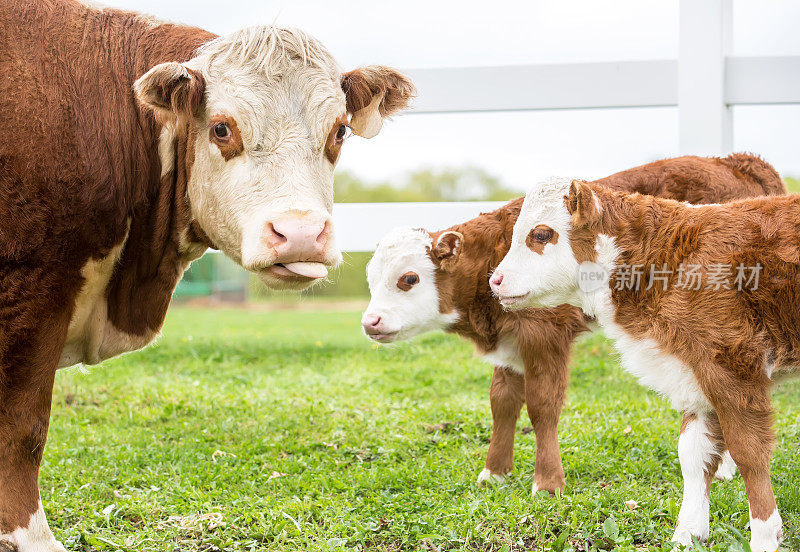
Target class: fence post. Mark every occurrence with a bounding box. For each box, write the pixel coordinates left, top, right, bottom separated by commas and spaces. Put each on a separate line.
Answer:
678, 0, 733, 155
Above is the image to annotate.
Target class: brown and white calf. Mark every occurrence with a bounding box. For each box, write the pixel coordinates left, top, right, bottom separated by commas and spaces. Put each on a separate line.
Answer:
492, 176, 799, 551
362, 154, 784, 493
0, 1, 413, 549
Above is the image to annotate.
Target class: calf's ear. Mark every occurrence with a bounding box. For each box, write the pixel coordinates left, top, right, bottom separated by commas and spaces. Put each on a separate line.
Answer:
431, 231, 464, 268
135, 62, 206, 123
564, 180, 599, 226
341, 66, 416, 138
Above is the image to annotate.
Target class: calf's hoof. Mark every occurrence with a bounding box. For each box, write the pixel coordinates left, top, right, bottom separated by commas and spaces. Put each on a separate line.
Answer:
671, 524, 708, 549
0, 533, 66, 552
713, 451, 737, 481
477, 468, 507, 485
749, 511, 782, 552
531, 477, 565, 496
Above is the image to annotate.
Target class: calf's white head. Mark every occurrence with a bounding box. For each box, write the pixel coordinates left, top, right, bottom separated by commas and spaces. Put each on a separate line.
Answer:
362, 227, 462, 343
491, 177, 597, 310
135, 27, 414, 290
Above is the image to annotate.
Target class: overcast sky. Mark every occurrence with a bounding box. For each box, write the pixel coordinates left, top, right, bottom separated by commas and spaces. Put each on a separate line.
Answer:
112, 0, 800, 188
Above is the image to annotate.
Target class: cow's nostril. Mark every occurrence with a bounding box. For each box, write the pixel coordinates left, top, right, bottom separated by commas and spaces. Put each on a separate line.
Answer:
490, 273, 503, 287
316, 220, 331, 245
265, 214, 331, 262
266, 222, 287, 244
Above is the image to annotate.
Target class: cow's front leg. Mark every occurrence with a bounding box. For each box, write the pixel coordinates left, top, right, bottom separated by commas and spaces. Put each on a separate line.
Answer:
478, 367, 525, 485
0, 307, 67, 552
522, 353, 568, 495
671, 411, 724, 546
0, 368, 65, 552
0, 382, 64, 552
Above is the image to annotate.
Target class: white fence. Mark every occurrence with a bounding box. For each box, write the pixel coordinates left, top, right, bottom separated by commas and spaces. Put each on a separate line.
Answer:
332, 0, 800, 252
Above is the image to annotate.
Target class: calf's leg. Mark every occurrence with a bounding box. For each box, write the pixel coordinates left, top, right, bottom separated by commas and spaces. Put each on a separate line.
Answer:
478, 367, 525, 484
715, 405, 781, 552
523, 352, 568, 494
713, 450, 737, 481
672, 411, 725, 546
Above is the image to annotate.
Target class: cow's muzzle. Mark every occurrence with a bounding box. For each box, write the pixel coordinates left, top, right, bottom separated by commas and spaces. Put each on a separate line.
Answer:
242, 211, 340, 289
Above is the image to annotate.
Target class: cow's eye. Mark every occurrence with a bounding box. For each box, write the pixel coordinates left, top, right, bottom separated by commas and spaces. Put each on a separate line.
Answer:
335, 124, 349, 141
397, 271, 420, 291
532, 228, 554, 243
213, 123, 230, 139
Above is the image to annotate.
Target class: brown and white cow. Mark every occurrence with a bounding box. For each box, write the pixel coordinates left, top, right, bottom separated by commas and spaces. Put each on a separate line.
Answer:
362, 154, 784, 493
0, 1, 413, 549
492, 174, 799, 551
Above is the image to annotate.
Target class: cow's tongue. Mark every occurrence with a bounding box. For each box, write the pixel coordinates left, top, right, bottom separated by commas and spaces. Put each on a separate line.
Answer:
280, 262, 328, 279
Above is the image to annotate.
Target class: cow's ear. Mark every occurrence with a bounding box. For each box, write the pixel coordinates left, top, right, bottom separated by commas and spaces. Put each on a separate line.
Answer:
431, 231, 463, 268
135, 62, 205, 122
341, 66, 415, 138
564, 180, 599, 226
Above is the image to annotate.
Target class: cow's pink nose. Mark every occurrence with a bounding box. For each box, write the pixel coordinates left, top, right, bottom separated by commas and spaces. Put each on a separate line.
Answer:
265, 215, 330, 263
490, 272, 503, 289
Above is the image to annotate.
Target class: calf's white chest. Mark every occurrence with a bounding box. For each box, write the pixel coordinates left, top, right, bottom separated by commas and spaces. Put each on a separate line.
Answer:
592, 292, 710, 413
480, 336, 524, 374
580, 236, 711, 413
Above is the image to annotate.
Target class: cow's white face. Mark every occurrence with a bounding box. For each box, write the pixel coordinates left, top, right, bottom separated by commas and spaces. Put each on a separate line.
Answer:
491, 177, 582, 310
135, 27, 414, 290
362, 227, 459, 343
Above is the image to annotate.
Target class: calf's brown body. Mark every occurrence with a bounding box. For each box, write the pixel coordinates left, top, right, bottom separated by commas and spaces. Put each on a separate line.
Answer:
561, 179, 800, 547
429, 154, 785, 490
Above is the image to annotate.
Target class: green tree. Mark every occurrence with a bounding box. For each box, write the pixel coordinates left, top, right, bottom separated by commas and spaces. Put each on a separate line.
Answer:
334, 166, 518, 203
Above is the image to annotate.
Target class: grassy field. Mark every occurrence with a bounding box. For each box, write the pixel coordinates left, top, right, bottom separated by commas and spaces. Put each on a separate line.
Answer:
46, 307, 799, 552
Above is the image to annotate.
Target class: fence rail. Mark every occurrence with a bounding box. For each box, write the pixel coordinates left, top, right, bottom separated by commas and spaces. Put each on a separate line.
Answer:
329, 0, 800, 252
332, 202, 506, 253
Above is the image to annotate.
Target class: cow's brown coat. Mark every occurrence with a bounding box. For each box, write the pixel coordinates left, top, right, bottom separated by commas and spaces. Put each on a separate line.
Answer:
0, 0, 216, 533
426, 154, 785, 490
0, 0, 412, 538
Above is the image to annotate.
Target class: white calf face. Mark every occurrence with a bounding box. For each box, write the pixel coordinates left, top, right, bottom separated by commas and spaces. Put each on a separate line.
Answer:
491, 177, 581, 309
362, 228, 457, 343
135, 27, 414, 290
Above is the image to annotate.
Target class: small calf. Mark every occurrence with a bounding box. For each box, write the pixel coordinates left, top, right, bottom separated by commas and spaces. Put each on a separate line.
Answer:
492, 177, 798, 551
363, 154, 783, 493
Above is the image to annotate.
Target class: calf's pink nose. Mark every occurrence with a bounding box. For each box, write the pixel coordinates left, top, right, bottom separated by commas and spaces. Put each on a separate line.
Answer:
362, 314, 382, 331
490, 272, 504, 288
265, 215, 330, 263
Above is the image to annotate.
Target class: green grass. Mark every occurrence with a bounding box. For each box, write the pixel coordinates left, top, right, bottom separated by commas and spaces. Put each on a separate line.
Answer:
47, 307, 800, 551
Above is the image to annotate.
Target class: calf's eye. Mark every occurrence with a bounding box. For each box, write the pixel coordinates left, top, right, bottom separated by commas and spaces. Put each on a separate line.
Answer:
213, 123, 230, 139
532, 228, 554, 243
335, 124, 349, 141
397, 271, 420, 291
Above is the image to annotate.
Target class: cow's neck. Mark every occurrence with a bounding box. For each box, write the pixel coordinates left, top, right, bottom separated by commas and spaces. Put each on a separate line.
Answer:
51, 2, 217, 361
93, 11, 217, 337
